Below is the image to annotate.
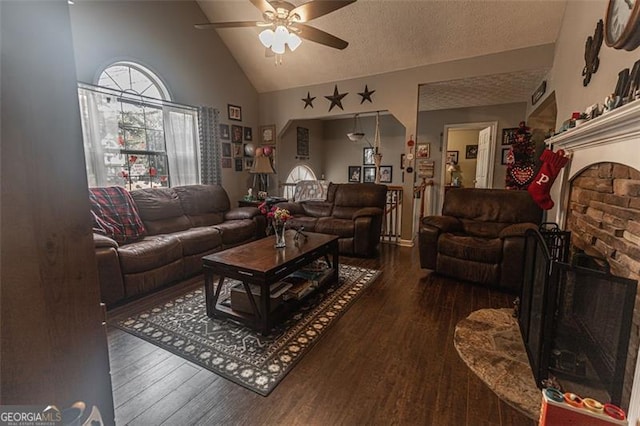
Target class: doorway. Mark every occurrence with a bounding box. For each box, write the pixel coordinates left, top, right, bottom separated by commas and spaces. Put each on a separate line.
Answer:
439, 121, 498, 212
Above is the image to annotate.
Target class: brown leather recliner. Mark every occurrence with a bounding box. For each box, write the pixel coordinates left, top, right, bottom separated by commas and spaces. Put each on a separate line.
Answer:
419, 188, 542, 293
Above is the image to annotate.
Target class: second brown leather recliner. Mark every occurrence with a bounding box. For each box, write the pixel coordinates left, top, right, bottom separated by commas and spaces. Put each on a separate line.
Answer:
419, 188, 542, 293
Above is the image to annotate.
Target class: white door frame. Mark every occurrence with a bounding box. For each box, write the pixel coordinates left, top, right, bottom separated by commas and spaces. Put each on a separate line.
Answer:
439, 121, 498, 213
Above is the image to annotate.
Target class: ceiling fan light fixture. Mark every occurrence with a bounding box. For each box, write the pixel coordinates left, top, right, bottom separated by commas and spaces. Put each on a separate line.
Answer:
288, 32, 302, 51
271, 25, 289, 54
258, 29, 274, 48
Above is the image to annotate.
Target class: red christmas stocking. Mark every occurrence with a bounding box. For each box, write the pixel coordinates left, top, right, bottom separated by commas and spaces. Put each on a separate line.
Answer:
527, 149, 569, 210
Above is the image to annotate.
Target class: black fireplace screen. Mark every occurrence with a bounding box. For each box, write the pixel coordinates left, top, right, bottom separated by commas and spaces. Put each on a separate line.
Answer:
518, 228, 637, 407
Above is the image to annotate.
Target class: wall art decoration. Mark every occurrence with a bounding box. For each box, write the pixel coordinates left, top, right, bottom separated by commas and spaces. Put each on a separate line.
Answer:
221, 157, 232, 169
228, 104, 242, 121
324, 85, 347, 112
363, 147, 375, 165
582, 20, 603, 86
446, 150, 459, 164
260, 125, 276, 144
231, 125, 243, 143
417, 160, 435, 179
400, 153, 405, 170
502, 127, 518, 145
532, 80, 547, 104
363, 166, 376, 183
233, 143, 243, 158
348, 166, 361, 182
501, 147, 511, 165
234, 158, 243, 172
244, 127, 253, 141
605, 0, 640, 50
379, 166, 392, 183
465, 145, 478, 159
222, 142, 231, 158
244, 158, 254, 171
219, 124, 230, 140
357, 85, 375, 104
302, 92, 315, 109
296, 127, 310, 158
416, 143, 430, 158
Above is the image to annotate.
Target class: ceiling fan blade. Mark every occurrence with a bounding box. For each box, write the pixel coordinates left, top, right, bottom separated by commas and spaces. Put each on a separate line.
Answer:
291, 23, 349, 50
290, 0, 356, 22
195, 21, 261, 30
250, 0, 276, 15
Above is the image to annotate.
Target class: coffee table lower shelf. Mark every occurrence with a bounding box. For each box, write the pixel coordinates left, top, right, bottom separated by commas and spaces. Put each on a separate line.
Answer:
202, 231, 339, 334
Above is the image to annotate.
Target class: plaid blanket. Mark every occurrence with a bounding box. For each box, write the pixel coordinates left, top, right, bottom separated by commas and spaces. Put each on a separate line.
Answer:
89, 186, 146, 244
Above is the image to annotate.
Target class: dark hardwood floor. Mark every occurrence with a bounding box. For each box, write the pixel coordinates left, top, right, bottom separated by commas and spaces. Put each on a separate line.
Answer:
107, 243, 535, 425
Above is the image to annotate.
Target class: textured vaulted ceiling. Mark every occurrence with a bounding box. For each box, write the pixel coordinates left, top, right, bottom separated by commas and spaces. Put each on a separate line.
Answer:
196, 0, 566, 96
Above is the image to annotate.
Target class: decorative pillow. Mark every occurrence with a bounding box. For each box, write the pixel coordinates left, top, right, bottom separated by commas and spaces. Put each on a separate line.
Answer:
89, 186, 146, 244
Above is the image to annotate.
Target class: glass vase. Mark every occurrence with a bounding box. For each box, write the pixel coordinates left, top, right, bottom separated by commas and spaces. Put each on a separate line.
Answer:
273, 223, 286, 248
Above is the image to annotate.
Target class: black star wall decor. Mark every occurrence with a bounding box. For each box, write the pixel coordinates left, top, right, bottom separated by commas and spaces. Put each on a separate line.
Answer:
358, 85, 375, 104
301, 92, 316, 109
324, 85, 348, 112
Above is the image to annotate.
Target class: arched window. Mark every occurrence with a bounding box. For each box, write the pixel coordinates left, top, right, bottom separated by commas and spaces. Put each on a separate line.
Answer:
79, 61, 199, 189
283, 165, 317, 200
97, 62, 170, 100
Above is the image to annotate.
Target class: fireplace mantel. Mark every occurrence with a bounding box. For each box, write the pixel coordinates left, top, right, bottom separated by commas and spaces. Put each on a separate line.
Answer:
546, 99, 640, 227
546, 99, 640, 423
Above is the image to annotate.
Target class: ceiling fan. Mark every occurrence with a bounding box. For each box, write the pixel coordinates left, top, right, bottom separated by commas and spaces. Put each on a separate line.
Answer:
195, 0, 356, 54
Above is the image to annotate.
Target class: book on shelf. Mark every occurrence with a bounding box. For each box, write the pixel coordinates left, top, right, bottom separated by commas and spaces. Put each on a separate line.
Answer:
229, 281, 292, 313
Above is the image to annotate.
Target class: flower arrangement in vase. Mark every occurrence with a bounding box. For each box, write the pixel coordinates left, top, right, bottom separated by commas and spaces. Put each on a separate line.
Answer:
258, 203, 291, 248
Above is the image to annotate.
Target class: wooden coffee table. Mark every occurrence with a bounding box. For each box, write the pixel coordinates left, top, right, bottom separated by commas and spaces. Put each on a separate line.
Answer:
202, 230, 339, 334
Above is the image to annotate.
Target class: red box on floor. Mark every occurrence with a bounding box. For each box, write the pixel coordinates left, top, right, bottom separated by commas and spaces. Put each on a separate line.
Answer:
539, 390, 627, 426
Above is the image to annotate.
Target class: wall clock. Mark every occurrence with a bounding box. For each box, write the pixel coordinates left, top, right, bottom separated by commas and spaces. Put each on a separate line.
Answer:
605, 0, 640, 50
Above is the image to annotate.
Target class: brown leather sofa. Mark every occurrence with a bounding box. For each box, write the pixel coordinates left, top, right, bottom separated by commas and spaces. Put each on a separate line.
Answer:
275, 183, 387, 257
419, 188, 542, 293
94, 184, 266, 306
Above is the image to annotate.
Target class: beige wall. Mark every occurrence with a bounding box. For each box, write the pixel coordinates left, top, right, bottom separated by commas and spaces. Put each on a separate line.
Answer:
278, 119, 325, 190
259, 45, 555, 240
528, 0, 640, 128
418, 102, 527, 213
69, 0, 259, 203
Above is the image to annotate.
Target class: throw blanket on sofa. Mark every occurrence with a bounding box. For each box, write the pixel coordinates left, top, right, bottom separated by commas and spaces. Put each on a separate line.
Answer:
89, 186, 146, 244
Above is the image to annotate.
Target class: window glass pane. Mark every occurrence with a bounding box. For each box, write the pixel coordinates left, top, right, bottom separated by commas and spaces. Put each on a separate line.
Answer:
129, 68, 153, 96
99, 66, 129, 91
145, 106, 163, 130
146, 129, 164, 152
123, 127, 146, 151
121, 101, 145, 127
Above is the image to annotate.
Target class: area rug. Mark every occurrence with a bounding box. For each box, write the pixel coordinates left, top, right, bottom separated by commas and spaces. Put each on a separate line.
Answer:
111, 264, 379, 396
454, 308, 541, 420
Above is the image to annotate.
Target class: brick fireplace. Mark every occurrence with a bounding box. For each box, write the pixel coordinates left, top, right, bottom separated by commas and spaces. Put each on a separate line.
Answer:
547, 100, 640, 422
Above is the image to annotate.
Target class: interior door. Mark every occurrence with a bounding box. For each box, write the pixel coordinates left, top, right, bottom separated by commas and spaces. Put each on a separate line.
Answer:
474, 126, 492, 188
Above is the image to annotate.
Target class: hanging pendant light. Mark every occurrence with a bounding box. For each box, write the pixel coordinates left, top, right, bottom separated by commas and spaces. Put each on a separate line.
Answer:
347, 113, 365, 142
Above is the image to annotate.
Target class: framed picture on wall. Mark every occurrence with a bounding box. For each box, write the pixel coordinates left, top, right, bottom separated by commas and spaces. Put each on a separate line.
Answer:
231, 125, 243, 143
379, 166, 392, 183
219, 124, 230, 140
446, 150, 459, 164
363, 147, 375, 165
234, 158, 243, 171
244, 127, 253, 141
244, 158, 254, 171
232, 143, 243, 158
416, 143, 430, 158
221, 158, 232, 169
501, 147, 511, 165
348, 166, 361, 183
296, 127, 310, 158
465, 144, 478, 159
222, 142, 231, 158
260, 125, 276, 144
502, 127, 518, 145
363, 166, 376, 183
228, 104, 242, 121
